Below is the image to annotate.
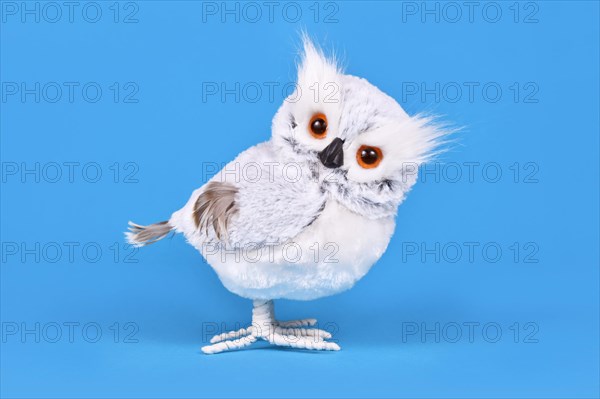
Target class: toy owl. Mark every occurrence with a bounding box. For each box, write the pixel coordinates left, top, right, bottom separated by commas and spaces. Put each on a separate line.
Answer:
126, 37, 448, 354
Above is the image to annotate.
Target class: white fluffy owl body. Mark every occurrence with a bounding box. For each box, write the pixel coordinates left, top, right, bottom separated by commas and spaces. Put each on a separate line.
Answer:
127, 38, 446, 302
169, 140, 396, 300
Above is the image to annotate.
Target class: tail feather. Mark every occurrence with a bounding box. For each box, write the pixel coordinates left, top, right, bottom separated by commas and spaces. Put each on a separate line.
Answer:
125, 220, 173, 247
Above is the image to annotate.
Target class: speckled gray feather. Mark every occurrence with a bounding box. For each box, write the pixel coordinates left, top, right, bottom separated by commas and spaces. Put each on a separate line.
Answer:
126, 221, 172, 247
193, 181, 238, 240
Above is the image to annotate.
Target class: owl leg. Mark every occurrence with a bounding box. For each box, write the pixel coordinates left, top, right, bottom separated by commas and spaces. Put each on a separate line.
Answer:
253, 300, 340, 351
201, 300, 340, 354
200, 300, 272, 354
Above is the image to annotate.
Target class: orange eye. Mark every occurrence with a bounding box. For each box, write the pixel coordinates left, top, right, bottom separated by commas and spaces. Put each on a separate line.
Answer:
309, 113, 327, 139
356, 145, 383, 169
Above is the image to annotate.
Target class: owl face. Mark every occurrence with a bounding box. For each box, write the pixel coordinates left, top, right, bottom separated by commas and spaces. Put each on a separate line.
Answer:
272, 38, 447, 218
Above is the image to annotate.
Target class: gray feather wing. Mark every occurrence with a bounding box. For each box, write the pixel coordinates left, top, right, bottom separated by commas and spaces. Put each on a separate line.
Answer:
193, 142, 325, 248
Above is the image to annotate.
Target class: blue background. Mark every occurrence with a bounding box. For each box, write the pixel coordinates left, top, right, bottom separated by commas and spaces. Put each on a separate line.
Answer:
1, 1, 599, 398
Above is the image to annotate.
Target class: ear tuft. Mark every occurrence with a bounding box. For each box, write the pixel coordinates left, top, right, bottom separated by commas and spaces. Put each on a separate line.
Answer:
406, 114, 459, 164
297, 34, 341, 89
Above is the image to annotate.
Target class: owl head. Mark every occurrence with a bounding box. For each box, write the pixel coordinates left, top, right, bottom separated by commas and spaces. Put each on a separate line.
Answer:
271, 37, 450, 219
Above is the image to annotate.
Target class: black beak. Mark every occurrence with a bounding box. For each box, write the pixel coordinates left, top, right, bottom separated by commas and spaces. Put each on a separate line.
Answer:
318, 138, 345, 169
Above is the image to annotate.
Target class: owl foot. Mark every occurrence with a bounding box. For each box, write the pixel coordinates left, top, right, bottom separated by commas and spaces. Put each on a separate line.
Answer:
201, 300, 340, 354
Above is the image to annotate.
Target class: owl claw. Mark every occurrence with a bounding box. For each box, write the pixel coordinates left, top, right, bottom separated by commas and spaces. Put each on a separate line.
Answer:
208, 326, 253, 344
274, 325, 332, 340
268, 333, 340, 351
202, 334, 257, 354
277, 318, 318, 328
